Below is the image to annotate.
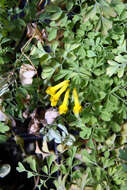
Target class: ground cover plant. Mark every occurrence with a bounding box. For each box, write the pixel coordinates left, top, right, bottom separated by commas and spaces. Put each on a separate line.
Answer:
1, 0, 127, 189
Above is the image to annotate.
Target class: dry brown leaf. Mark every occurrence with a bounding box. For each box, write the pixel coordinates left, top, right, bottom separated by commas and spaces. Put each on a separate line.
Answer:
19, 64, 37, 86
85, 187, 94, 190
27, 23, 35, 38
0, 110, 8, 122
45, 108, 59, 125
30, 109, 37, 119
75, 153, 82, 161
35, 141, 50, 159
27, 23, 47, 43
0, 99, 8, 122
23, 108, 29, 119
86, 147, 92, 154
70, 184, 80, 190
28, 119, 40, 135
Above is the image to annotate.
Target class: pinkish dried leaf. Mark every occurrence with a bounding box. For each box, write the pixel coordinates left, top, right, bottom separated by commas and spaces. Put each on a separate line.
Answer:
45, 108, 59, 125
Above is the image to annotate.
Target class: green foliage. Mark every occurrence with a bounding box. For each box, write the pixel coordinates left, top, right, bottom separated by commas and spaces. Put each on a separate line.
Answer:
0, 122, 9, 133
1, 0, 127, 189
120, 147, 127, 161
0, 122, 9, 143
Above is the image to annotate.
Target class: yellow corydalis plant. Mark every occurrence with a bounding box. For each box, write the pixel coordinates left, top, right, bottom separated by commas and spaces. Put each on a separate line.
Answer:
50, 84, 69, 106
46, 80, 82, 115
73, 88, 82, 115
59, 88, 70, 114
46, 80, 70, 107
46, 80, 70, 96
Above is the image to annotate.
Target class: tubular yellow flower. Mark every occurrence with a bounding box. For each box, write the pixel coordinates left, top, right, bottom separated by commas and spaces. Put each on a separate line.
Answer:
46, 80, 70, 96
59, 88, 70, 114
73, 88, 82, 115
50, 84, 69, 107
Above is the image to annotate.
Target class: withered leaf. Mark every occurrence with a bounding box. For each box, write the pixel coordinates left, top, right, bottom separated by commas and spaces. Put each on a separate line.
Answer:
45, 108, 59, 125
35, 141, 50, 159
27, 23, 47, 43
28, 119, 40, 135
19, 64, 37, 86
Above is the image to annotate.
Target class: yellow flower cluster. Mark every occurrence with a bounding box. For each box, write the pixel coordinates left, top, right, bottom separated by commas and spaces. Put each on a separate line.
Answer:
46, 80, 82, 115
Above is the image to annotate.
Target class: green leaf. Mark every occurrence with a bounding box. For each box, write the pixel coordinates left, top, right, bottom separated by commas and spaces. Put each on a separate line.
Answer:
101, 17, 112, 35
66, 157, 72, 167
0, 134, 8, 143
117, 66, 125, 78
102, 158, 115, 168
108, 60, 119, 66
95, 167, 101, 181
0, 164, 11, 178
106, 65, 119, 77
96, 184, 102, 190
42, 165, 48, 174
110, 122, 121, 132
107, 56, 127, 78
51, 9, 62, 21
68, 146, 77, 158
0, 122, 9, 133
0, 57, 4, 64
30, 45, 47, 58
99, 91, 106, 99
48, 28, 57, 41
105, 134, 116, 146
121, 185, 127, 190
27, 171, 35, 178
115, 3, 125, 15
120, 10, 127, 20
83, 6, 96, 22
87, 50, 96, 58
16, 162, 26, 173
60, 165, 67, 174
122, 164, 127, 173
41, 63, 59, 80
82, 149, 97, 165
47, 155, 55, 169
119, 147, 127, 161
51, 165, 59, 174
95, 19, 102, 32
24, 156, 37, 172
41, 67, 55, 80
86, 139, 95, 149
65, 43, 80, 52
66, 134, 75, 146
103, 6, 117, 18
100, 111, 112, 121
66, 1, 73, 11
80, 127, 91, 139
51, 40, 59, 53
54, 70, 69, 81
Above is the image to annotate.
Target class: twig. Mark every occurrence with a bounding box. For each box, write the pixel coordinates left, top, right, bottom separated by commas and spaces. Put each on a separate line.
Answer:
33, 175, 40, 190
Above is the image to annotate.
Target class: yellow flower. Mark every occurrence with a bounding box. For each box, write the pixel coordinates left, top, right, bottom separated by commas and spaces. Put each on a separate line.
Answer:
59, 88, 70, 114
73, 88, 82, 115
50, 84, 69, 107
46, 80, 70, 96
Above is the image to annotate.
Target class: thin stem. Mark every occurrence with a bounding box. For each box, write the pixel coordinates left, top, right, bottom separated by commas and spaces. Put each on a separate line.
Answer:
33, 176, 40, 190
